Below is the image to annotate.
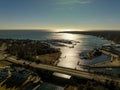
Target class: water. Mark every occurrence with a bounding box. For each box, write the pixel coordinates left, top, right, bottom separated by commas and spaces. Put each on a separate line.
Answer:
0, 30, 52, 40
0, 30, 111, 89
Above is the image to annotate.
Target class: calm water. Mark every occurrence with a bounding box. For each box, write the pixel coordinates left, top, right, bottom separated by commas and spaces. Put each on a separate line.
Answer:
0, 30, 111, 89
0, 30, 52, 40
0, 30, 111, 75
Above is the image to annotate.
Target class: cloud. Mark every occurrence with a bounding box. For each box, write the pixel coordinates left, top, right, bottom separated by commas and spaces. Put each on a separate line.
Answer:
52, 0, 93, 10
55, 0, 92, 5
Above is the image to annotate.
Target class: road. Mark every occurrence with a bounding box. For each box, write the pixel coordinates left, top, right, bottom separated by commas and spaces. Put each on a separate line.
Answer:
5, 56, 120, 84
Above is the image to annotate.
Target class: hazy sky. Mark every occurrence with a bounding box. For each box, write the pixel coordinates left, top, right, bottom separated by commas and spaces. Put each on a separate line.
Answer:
0, 0, 120, 31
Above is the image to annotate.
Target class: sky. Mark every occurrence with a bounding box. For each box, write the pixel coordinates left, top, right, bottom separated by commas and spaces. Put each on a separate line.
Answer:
0, 0, 120, 31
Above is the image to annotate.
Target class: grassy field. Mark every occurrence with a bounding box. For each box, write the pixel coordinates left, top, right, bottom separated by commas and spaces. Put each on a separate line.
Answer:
36, 52, 61, 64
0, 85, 17, 90
0, 60, 11, 67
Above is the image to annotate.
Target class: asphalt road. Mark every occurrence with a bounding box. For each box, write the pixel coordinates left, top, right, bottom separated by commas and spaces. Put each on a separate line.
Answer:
6, 56, 120, 84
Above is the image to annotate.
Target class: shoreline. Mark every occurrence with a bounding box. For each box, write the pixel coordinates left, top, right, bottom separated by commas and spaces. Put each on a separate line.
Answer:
59, 31, 120, 44
0, 39, 62, 65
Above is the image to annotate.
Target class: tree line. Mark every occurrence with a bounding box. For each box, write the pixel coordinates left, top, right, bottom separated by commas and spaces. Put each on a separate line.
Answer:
0, 39, 61, 62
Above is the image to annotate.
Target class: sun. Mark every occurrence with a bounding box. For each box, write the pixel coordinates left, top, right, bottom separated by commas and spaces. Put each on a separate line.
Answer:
56, 29, 72, 32
56, 29, 77, 32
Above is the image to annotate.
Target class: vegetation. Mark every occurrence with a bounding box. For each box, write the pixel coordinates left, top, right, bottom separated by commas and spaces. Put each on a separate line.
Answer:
87, 49, 102, 59
66, 77, 120, 90
0, 39, 61, 64
0, 61, 11, 67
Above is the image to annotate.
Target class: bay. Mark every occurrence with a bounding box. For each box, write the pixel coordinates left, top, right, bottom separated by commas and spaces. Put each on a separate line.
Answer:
0, 30, 111, 90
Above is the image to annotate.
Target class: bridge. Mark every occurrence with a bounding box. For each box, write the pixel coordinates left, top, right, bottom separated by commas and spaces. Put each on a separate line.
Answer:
5, 56, 120, 84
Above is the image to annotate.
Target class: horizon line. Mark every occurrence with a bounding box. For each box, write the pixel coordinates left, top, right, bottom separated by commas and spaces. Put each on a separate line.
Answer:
0, 29, 120, 32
